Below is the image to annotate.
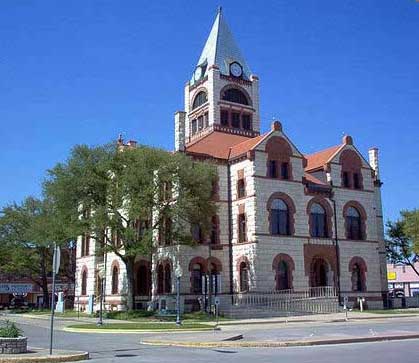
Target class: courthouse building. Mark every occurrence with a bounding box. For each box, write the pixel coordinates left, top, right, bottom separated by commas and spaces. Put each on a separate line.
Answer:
75, 10, 388, 313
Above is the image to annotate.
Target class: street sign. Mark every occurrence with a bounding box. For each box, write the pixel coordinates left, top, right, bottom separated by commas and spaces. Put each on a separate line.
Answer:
53, 246, 61, 275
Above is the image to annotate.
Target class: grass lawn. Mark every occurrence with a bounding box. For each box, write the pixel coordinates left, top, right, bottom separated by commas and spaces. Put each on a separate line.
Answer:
67, 322, 214, 330
363, 308, 419, 314
10, 309, 93, 318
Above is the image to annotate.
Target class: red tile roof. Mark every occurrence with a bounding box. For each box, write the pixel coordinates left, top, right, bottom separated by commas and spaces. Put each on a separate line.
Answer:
304, 172, 328, 186
304, 145, 342, 171
185, 131, 266, 160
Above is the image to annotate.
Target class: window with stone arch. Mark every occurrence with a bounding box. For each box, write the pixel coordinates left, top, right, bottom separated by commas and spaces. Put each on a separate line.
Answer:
81, 268, 88, 296
273, 254, 294, 291
265, 136, 293, 181
308, 199, 332, 238
111, 265, 119, 294
221, 87, 249, 105
192, 90, 208, 110
271, 199, 289, 235
344, 202, 366, 240
191, 263, 204, 294
349, 257, 367, 292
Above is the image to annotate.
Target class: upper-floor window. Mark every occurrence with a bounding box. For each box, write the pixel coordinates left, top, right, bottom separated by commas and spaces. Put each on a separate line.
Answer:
353, 173, 361, 189
210, 215, 219, 244
343, 171, 350, 188
271, 199, 290, 235
219, 109, 253, 130
220, 110, 229, 126
268, 160, 278, 178
191, 112, 209, 135
242, 114, 252, 130
346, 206, 362, 240
281, 162, 289, 180
238, 213, 247, 242
310, 203, 327, 238
221, 88, 249, 105
192, 91, 207, 110
231, 112, 240, 128
191, 223, 204, 244
237, 178, 246, 199
192, 263, 204, 293
81, 233, 90, 256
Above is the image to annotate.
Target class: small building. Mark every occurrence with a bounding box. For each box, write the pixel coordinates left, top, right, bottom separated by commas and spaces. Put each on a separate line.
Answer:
387, 263, 419, 297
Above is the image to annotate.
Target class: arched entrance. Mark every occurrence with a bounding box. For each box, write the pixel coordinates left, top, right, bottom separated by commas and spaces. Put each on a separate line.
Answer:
310, 257, 330, 287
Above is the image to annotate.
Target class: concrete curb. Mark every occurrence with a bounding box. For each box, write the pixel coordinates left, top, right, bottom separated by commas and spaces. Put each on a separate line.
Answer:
0, 349, 88, 363
63, 326, 215, 334
141, 333, 419, 348
218, 314, 419, 326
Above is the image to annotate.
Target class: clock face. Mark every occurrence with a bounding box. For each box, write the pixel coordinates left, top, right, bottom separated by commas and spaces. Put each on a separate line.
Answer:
230, 62, 242, 77
194, 66, 202, 81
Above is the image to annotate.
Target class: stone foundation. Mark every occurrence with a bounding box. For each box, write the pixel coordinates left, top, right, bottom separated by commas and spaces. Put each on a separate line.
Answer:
0, 336, 27, 354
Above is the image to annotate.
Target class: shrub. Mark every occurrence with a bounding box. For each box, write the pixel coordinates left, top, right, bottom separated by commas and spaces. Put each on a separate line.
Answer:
0, 321, 23, 338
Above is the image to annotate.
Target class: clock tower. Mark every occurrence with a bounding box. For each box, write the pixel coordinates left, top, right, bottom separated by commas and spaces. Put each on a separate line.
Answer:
175, 8, 260, 151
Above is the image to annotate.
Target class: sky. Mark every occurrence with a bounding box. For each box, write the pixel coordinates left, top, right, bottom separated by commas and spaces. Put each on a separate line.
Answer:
0, 0, 418, 222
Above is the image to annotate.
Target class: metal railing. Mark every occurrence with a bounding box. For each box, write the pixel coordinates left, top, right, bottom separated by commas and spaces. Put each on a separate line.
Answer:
231, 286, 339, 315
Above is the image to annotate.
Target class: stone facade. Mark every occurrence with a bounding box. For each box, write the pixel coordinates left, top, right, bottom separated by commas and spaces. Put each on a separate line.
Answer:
74, 10, 388, 313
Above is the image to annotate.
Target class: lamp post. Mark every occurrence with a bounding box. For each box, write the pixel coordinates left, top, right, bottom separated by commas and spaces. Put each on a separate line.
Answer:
175, 265, 183, 326
97, 267, 105, 326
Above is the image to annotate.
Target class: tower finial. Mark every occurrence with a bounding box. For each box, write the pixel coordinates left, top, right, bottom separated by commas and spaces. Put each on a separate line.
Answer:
217, 6, 222, 14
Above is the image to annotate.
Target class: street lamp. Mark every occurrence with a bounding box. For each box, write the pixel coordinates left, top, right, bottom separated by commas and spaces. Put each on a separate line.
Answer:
175, 265, 183, 326
97, 267, 105, 326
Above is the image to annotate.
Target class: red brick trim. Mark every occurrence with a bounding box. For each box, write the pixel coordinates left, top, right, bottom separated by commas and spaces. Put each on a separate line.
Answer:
189, 256, 207, 272
272, 253, 295, 290
236, 255, 250, 273
266, 192, 296, 236
265, 136, 293, 181
306, 197, 333, 238
340, 149, 364, 190
303, 244, 337, 286
207, 256, 223, 272
343, 200, 367, 240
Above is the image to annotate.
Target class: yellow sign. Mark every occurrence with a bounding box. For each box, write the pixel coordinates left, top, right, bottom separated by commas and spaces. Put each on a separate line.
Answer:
387, 271, 397, 280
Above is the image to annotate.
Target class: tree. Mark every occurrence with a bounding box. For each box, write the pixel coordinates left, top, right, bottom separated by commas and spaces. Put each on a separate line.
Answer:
0, 197, 76, 308
44, 142, 217, 310
386, 209, 419, 277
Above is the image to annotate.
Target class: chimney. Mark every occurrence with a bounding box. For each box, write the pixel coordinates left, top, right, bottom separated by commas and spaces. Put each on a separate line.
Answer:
368, 147, 380, 180
175, 111, 186, 151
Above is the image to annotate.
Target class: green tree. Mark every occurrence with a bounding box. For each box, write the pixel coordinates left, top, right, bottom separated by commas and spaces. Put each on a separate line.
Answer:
44, 143, 217, 310
0, 197, 75, 308
386, 209, 419, 277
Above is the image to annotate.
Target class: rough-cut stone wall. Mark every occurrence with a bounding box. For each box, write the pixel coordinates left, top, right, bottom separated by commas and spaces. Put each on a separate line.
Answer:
0, 337, 27, 354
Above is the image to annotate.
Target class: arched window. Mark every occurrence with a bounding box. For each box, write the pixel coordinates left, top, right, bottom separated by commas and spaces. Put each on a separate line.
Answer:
271, 199, 289, 235
221, 88, 249, 105
352, 263, 363, 292
277, 261, 290, 290
111, 266, 119, 294
164, 264, 172, 293
157, 264, 164, 294
192, 91, 207, 109
136, 264, 150, 296
310, 203, 327, 238
311, 258, 329, 287
191, 263, 203, 293
239, 262, 249, 292
81, 269, 87, 296
346, 206, 362, 240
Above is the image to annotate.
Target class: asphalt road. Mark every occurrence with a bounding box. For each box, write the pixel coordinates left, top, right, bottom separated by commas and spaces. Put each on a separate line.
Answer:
6, 316, 419, 362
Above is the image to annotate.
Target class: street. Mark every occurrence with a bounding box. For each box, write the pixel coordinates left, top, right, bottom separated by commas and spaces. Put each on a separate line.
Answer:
7, 315, 419, 362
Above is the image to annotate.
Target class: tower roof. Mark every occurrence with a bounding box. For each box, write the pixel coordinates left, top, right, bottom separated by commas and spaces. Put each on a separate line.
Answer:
191, 8, 252, 82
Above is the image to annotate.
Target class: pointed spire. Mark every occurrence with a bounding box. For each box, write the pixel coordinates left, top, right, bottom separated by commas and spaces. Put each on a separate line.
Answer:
192, 9, 252, 82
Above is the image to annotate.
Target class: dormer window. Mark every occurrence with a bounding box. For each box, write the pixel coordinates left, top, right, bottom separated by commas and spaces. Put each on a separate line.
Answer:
343, 171, 350, 188
281, 162, 289, 180
268, 160, 278, 178
192, 91, 207, 110
353, 173, 361, 189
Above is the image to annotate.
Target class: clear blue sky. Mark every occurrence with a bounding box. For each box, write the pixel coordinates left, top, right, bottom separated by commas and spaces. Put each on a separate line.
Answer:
1, 0, 418, 222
